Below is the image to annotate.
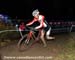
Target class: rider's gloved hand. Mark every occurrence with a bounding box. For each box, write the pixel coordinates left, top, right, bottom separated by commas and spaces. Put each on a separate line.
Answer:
35, 27, 38, 30
26, 24, 29, 27
25, 24, 28, 29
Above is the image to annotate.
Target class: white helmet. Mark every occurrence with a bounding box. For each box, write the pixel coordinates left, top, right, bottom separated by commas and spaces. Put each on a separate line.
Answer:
32, 9, 39, 16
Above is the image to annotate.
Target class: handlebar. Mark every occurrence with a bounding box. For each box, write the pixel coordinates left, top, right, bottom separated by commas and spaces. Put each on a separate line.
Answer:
26, 26, 38, 31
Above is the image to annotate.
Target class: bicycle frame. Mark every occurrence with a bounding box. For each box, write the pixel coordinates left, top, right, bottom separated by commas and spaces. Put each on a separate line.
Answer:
17, 27, 41, 51
30, 29, 41, 47
25, 29, 41, 46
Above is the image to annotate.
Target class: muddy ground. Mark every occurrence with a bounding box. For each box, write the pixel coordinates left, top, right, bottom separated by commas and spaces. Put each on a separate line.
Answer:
0, 32, 75, 60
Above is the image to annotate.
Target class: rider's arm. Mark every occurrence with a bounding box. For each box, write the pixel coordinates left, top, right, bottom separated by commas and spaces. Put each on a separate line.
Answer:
26, 18, 37, 26
35, 16, 44, 29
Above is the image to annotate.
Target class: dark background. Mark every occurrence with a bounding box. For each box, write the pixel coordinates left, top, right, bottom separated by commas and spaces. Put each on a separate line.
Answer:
0, 0, 74, 21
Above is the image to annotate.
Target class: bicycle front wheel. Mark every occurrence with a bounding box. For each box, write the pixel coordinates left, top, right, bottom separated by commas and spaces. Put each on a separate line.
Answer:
17, 34, 33, 51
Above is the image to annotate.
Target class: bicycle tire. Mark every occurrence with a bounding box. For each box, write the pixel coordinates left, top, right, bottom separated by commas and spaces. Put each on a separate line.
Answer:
17, 34, 34, 51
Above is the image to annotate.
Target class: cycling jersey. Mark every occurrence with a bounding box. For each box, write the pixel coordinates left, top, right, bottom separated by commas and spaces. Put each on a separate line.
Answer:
19, 22, 25, 31
27, 15, 47, 30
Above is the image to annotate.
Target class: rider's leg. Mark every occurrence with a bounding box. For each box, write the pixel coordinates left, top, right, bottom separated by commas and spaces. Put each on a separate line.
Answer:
40, 30, 47, 47
46, 27, 55, 39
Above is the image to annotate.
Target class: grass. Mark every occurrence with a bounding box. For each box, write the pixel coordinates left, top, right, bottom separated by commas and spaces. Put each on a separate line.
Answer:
0, 23, 20, 47
0, 31, 20, 47
54, 33, 75, 60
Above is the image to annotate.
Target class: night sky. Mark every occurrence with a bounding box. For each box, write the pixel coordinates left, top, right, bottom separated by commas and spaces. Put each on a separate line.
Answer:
0, 0, 73, 20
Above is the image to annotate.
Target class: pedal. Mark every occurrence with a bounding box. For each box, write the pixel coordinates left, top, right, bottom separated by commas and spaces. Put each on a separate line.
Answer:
25, 39, 29, 44
26, 40, 29, 44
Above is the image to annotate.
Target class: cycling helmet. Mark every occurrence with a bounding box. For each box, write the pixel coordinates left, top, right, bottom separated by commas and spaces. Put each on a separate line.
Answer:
32, 9, 39, 16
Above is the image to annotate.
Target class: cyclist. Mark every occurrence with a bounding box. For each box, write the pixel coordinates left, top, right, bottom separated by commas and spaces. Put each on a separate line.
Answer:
26, 9, 55, 47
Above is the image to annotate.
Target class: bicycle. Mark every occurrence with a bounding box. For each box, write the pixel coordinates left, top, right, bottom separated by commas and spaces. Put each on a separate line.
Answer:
17, 26, 42, 51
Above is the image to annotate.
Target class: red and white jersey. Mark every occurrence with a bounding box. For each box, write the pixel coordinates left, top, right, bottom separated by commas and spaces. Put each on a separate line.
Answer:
27, 15, 47, 29
19, 23, 25, 31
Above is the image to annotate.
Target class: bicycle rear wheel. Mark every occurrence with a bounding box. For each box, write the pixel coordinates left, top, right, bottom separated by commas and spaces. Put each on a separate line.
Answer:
17, 34, 34, 51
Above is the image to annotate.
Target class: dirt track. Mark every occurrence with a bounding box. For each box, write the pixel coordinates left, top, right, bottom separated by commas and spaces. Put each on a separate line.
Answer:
0, 32, 75, 60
